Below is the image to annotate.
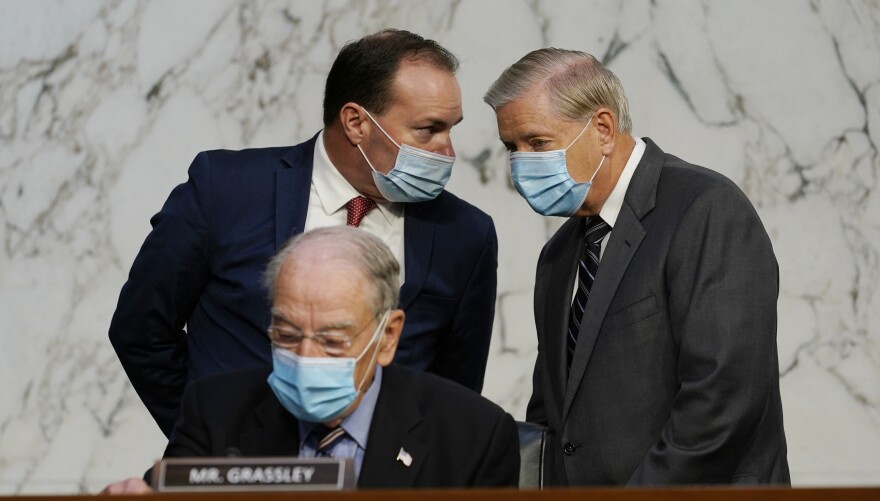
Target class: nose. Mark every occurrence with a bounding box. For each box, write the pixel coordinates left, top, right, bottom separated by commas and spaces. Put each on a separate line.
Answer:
297, 336, 324, 357
433, 134, 455, 158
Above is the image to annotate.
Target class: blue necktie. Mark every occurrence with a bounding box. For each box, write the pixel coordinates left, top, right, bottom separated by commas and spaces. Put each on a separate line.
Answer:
314, 425, 346, 456
567, 216, 610, 370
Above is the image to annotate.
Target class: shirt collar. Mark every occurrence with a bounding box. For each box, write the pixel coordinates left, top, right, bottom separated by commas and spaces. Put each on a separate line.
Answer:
598, 136, 645, 228
297, 364, 383, 450
340, 364, 382, 449
313, 131, 402, 224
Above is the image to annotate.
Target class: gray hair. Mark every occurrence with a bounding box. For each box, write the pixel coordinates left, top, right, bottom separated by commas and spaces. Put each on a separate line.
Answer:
264, 226, 400, 314
483, 48, 632, 133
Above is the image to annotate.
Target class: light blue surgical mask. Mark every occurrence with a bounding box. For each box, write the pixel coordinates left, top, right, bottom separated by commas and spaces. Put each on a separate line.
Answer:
267, 311, 389, 423
357, 108, 454, 203
509, 118, 605, 217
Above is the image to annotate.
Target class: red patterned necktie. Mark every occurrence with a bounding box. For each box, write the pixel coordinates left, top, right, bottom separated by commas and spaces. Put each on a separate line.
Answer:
346, 196, 377, 228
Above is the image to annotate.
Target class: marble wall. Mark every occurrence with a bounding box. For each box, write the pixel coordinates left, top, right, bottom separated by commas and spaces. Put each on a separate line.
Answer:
1, 0, 878, 493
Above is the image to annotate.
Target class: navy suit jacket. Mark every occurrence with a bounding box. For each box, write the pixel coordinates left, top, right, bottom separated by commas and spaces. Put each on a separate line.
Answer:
528, 139, 789, 485
110, 134, 498, 436
159, 364, 519, 488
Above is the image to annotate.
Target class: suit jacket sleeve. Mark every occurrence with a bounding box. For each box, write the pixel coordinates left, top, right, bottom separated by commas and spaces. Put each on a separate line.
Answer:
525, 355, 548, 426
526, 245, 549, 426
627, 186, 779, 484
429, 222, 498, 392
473, 411, 521, 486
162, 381, 212, 458
109, 152, 213, 437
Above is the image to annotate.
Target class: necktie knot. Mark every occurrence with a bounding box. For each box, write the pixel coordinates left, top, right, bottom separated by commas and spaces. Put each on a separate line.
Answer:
584, 216, 610, 245
346, 196, 377, 227
314, 425, 346, 455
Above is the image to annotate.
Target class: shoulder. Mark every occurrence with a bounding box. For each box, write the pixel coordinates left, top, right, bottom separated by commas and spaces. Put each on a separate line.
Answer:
639, 138, 759, 216
185, 366, 274, 409
426, 191, 494, 227
416, 191, 496, 241
384, 364, 507, 419
190, 145, 296, 175
187, 135, 318, 179
199, 146, 291, 168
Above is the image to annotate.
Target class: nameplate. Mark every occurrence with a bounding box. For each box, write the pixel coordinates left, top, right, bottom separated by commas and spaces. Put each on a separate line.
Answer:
151, 457, 355, 492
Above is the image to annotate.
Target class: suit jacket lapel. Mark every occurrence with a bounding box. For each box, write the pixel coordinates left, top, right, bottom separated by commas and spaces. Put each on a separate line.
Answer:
563, 205, 645, 419
275, 134, 318, 250
358, 366, 426, 488
239, 392, 300, 456
535, 218, 584, 399
562, 138, 664, 421
398, 202, 434, 310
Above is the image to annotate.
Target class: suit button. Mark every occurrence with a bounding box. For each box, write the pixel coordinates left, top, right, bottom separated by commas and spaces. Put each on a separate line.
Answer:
563, 442, 576, 456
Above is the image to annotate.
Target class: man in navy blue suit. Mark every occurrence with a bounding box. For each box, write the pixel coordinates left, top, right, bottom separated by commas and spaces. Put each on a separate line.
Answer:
109, 29, 498, 437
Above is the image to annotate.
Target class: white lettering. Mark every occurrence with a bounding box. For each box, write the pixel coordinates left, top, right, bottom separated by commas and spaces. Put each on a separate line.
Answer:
226, 467, 240, 484
250, 467, 266, 483
188, 467, 222, 484
300, 466, 315, 483
211, 465, 318, 484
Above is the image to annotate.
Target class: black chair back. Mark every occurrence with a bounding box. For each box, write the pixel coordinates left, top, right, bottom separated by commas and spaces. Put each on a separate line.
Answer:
516, 421, 547, 489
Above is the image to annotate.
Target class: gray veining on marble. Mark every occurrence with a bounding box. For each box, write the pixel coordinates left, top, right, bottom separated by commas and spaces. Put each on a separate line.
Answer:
1, 0, 878, 493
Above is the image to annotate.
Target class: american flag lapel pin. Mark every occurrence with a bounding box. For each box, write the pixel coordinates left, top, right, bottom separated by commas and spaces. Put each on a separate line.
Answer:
396, 447, 413, 467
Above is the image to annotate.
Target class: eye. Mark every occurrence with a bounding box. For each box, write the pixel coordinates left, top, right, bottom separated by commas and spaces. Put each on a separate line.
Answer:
316, 332, 352, 355
270, 326, 302, 345
318, 332, 351, 348
530, 138, 550, 150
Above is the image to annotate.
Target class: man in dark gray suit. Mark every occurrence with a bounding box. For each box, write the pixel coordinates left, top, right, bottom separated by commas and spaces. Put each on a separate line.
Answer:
484, 48, 789, 486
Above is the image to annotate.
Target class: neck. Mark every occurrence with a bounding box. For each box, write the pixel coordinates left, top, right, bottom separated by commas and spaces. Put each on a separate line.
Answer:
576, 133, 636, 217
323, 125, 381, 199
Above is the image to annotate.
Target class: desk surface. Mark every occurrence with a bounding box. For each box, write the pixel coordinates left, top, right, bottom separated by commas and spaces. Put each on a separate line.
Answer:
10, 486, 880, 500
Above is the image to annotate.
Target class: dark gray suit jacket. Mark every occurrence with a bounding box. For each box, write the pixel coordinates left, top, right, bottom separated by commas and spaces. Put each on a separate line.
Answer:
527, 138, 790, 486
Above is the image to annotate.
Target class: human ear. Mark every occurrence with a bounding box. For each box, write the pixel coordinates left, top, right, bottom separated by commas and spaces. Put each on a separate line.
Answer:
340, 103, 368, 145
375, 310, 404, 366
594, 108, 617, 156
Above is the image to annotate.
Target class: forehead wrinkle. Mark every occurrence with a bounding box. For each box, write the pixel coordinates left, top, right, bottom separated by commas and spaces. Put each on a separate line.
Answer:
270, 307, 355, 327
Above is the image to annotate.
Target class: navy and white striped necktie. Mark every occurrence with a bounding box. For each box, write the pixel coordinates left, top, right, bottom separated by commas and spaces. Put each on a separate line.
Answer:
566, 216, 610, 370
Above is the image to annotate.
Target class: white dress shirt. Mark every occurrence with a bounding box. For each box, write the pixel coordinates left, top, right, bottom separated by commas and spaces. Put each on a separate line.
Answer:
303, 131, 405, 283
571, 136, 646, 301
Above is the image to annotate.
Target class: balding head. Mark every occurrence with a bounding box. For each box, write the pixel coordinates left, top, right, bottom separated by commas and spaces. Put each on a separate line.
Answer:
484, 48, 632, 134
264, 226, 400, 315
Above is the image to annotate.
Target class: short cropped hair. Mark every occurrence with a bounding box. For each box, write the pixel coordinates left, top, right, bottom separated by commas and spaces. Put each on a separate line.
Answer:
323, 29, 459, 127
264, 227, 400, 314
483, 48, 632, 133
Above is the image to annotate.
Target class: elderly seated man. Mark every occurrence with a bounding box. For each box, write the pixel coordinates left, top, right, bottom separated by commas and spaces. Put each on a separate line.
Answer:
103, 227, 518, 494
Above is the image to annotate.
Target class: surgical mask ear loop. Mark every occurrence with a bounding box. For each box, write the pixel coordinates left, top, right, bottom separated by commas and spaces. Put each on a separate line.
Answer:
361, 108, 401, 148
357, 108, 401, 175
354, 310, 390, 391
589, 155, 606, 183
563, 117, 593, 151
565, 116, 605, 183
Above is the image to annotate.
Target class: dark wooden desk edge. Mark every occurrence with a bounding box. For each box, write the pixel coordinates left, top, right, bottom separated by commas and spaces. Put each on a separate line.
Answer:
8, 486, 880, 500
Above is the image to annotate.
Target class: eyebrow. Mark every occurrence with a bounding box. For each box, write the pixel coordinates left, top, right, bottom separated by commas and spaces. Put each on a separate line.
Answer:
270, 310, 355, 332
420, 115, 464, 129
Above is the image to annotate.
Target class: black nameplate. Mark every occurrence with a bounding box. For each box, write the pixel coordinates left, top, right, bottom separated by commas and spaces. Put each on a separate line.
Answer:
151, 457, 355, 492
